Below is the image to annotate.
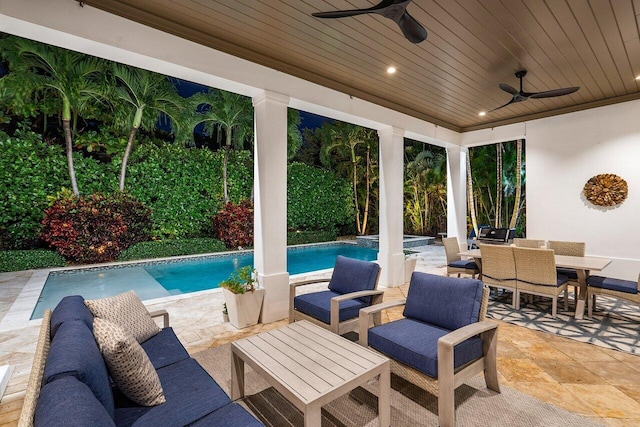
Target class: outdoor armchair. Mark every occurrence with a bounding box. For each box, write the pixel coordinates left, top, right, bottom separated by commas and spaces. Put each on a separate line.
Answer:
587, 274, 640, 317
443, 237, 480, 278
358, 273, 499, 427
289, 255, 382, 335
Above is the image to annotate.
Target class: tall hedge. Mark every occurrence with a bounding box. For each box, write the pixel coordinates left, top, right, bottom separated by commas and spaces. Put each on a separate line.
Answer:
0, 129, 113, 249
287, 162, 353, 231
124, 143, 252, 239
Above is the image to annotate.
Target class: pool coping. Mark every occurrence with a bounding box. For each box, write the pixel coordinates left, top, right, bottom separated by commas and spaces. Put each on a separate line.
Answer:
0, 242, 354, 332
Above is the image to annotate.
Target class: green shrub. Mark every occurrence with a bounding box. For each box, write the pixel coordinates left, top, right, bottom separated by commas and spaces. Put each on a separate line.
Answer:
40, 192, 151, 264
287, 229, 337, 245
287, 162, 353, 231
117, 238, 227, 261
0, 128, 115, 249
0, 249, 66, 273
124, 144, 252, 239
211, 200, 253, 249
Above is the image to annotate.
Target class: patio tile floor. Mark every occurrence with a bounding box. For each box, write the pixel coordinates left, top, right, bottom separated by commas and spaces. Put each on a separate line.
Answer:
0, 246, 638, 426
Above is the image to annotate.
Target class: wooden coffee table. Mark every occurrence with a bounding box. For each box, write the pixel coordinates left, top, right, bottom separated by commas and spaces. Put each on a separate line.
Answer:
231, 320, 390, 427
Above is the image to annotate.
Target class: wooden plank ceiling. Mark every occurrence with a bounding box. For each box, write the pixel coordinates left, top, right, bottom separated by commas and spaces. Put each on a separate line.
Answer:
82, 0, 640, 132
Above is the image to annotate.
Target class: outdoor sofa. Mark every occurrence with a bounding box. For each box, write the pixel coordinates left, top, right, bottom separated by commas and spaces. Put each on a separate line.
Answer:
18, 294, 263, 427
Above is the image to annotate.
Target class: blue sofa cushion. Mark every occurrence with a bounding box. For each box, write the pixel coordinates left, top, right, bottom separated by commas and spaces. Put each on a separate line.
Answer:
294, 290, 368, 324
448, 260, 478, 270
557, 267, 578, 280
50, 295, 93, 338
587, 275, 638, 294
115, 358, 232, 427
327, 256, 380, 302
403, 273, 483, 331
43, 320, 114, 419
35, 376, 115, 427
141, 327, 190, 370
188, 402, 264, 426
368, 318, 482, 378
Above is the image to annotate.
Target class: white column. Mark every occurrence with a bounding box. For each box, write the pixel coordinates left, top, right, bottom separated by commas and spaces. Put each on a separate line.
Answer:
252, 91, 290, 323
446, 146, 467, 240
377, 127, 405, 287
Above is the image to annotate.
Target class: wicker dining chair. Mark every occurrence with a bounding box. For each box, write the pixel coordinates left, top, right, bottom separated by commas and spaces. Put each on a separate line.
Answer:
587, 274, 640, 317
479, 244, 518, 307
513, 247, 569, 318
548, 240, 585, 303
513, 238, 546, 248
443, 237, 479, 278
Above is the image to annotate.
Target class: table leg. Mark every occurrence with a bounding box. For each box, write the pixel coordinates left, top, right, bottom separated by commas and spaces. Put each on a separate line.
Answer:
304, 403, 321, 427
378, 363, 391, 427
574, 269, 589, 320
231, 350, 245, 400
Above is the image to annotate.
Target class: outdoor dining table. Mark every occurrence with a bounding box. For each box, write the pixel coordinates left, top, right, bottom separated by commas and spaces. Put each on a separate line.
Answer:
458, 248, 612, 320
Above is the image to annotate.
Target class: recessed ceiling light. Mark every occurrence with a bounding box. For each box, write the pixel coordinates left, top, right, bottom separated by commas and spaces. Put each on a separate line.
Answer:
478, 111, 486, 116
636, 75, 640, 81
387, 66, 396, 74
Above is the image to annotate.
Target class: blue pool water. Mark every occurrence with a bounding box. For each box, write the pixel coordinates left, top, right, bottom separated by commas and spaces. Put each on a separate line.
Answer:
32, 243, 378, 319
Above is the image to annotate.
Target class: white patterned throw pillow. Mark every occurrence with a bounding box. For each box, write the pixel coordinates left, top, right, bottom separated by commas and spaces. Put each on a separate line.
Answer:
93, 318, 166, 406
85, 290, 160, 343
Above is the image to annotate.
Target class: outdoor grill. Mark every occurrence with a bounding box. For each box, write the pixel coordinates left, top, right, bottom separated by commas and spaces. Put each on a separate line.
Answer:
476, 227, 515, 244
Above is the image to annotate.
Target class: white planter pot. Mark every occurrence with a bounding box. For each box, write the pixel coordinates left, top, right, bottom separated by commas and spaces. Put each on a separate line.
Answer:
222, 288, 265, 329
404, 257, 417, 284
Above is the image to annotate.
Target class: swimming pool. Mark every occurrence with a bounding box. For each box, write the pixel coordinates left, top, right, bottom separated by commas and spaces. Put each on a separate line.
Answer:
31, 243, 378, 319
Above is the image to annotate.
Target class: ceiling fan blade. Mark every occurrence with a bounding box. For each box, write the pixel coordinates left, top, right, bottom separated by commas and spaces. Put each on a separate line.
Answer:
312, 0, 398, 19
488, 98, 518, 112
528, 87, 580, 99
397, 11, 428, 43
312, 10, 373, 19
499, 83, 518, 95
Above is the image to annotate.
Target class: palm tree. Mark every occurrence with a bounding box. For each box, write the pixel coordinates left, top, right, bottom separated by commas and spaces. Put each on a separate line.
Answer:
320, 122, 377, 235
495, 143, 503, 227
0, 37, 107, 196
466, 153, 479, 238
112, 65, 184, 191
509, 139, 523, 229
189, 89, 253, 203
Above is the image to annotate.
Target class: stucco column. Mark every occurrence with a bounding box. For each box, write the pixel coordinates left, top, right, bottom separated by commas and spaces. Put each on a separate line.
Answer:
377, 127, 405, 287
252, 90, 290, 323
446, 146, 467, 241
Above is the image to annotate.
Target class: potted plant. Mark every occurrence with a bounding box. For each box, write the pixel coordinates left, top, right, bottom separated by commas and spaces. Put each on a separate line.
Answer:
220, 265, 264, 329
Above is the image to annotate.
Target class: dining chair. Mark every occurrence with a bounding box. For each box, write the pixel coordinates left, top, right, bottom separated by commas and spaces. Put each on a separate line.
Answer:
513, 238, 545, 248
289, 255, 383, 335
479, 244, 517, 307
548, 240, 585, 303
513, 247, 569, 318
443, 237, 479, 279
587, 274, 640, 317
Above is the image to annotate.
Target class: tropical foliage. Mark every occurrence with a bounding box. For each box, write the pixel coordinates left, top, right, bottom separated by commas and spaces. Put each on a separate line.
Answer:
211, 200, 254, 249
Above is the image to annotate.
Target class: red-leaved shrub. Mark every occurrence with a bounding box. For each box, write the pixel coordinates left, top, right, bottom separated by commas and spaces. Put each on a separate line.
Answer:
41, 192, 151, 264
211, 200, 254, 249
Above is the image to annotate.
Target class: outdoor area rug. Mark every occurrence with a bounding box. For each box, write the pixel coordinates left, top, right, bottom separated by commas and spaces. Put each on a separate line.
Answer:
487, 293, 640, 355
193, 344, 603, 427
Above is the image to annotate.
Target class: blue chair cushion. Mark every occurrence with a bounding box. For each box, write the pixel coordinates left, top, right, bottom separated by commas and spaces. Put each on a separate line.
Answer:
50, 295, 94, 338
403, 273, 483, 331
327, 256, 380, 300
294, 290, 368, 325
141, 327, 190, 370
188, 402, 264, 426
114, 358, 231, 426
368, 318, 482, 378
587, 276, 638, 294
556, 267, 578, 280
35, 376, 115, 427
43, 320, 114, 419
448, 260, 478, 270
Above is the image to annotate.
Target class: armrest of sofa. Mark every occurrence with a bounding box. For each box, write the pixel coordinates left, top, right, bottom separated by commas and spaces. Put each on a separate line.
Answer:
358, 299, 407, 346
288, 278, 331, 323
150, 310, 169, 328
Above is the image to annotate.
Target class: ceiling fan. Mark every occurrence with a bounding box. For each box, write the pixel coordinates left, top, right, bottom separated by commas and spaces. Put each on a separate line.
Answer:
490, 70, 580, 112
312, 0, 428, 44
